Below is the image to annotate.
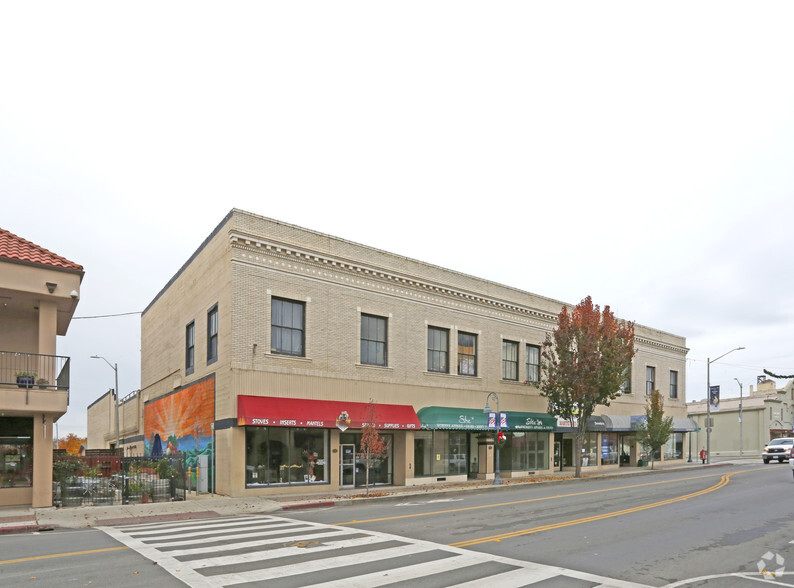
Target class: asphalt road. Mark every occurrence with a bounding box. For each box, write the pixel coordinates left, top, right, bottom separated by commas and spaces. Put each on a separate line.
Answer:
3, 463, 794, 587
0, 526, 178, 586
282, 462, 794, 586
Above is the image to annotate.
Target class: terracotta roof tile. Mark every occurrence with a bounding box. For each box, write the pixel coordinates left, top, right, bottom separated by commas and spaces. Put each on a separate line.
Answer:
0, 228, 83, 272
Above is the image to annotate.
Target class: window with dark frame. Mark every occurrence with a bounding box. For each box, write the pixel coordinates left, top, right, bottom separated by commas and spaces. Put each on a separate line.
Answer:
670, 370, 678, 399
646, 366, 655, 396
502, 340, 518, 381
526, 344, 540, 383
207, 305, 218, 364
457, 332, 477, 376
361, 314, 387, 367
427, 326, 449, 373
271, 297, 305, 357
185, 321, 195, 374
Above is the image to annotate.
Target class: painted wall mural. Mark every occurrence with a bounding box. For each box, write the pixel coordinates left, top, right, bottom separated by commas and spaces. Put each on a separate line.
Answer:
144, 377, 215, 458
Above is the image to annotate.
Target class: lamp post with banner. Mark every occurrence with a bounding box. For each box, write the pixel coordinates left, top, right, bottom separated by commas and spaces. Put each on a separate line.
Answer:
706, 347, 744, 464
484, 391, 505, 485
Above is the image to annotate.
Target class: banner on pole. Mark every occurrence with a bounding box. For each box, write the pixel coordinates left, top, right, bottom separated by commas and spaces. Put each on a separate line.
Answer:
709, 385, 720, 411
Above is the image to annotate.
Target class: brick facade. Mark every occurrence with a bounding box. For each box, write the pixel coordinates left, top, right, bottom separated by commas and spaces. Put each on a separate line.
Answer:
118, 209, 690, 497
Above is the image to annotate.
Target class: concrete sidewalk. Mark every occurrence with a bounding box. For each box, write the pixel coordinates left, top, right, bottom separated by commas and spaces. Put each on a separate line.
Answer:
0, 458, 748, 533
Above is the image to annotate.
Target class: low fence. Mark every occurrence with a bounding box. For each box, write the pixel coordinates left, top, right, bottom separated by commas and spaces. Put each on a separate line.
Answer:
53, 452, 187, 507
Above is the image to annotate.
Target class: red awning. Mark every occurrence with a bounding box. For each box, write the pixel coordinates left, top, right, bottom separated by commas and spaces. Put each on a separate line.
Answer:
237, 396, 420, 430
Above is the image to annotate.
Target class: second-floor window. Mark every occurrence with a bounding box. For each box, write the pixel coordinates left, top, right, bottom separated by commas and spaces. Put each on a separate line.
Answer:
207, 305, 218, 364
502, 340, 518, 381
646, 366, 655, 396
621, 366, 632, 394
361, 314, 387, 366
271, 297, 305, 357
427, 326, 449, 373
185, 321, 195, 374
526, 344, 540, 383
670, 370, 678, 399
458, 332, 477, 376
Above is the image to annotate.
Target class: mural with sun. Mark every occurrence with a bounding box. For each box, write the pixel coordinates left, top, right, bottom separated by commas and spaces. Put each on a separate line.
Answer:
144, 377, 215, 457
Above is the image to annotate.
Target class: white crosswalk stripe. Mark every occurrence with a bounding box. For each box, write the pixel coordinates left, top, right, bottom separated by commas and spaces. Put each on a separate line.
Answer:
99, 513, 651, 588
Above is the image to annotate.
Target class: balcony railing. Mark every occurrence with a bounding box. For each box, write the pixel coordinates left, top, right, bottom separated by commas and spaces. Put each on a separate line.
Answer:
0, 351, 70, 404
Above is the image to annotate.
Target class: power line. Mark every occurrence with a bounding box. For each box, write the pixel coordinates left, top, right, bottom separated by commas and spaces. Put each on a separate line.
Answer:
73, 311, 142, 319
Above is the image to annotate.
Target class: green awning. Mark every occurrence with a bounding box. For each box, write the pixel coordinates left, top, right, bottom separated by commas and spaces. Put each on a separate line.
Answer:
417, 406, 556, 432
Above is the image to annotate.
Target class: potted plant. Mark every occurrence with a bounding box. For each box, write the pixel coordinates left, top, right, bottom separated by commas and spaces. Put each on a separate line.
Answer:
36, 378, 49, 389
15, 371, 36, 388
125, 480, 144, 503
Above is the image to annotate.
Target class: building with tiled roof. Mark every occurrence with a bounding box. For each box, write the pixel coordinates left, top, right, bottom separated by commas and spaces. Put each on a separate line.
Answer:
0, 228, 84, 508
0, 228, 84, 272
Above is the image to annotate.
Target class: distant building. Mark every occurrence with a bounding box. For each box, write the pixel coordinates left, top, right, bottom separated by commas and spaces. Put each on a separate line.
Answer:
688, 376, 794, 458
87, 209, 691, 497
86, 389, 142, 454
0, 228, 83, 507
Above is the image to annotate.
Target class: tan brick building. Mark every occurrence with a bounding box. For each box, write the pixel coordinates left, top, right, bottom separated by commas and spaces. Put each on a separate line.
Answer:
92, 209, 691, 497
0, 228, 83, 507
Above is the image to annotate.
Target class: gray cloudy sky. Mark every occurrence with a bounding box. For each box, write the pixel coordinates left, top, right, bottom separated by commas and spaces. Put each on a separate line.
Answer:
2, 2, 793, 437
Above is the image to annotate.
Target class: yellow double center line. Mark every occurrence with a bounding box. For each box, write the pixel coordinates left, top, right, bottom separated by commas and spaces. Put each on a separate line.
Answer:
450, 472, 736, 548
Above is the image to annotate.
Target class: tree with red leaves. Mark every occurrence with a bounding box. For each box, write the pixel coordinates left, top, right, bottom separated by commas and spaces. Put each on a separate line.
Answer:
540, 296, 635, 478
357, 400, 389, 496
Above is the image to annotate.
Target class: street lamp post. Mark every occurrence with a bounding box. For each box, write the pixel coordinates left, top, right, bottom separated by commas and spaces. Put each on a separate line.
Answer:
706, 347, 744, 464
483, 391, 501, 485
734, 378, 743, 457
91, 355, 120, 450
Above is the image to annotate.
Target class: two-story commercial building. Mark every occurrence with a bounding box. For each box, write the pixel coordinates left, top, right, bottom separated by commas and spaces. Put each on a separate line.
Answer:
89, 209, 691, 497
0, 228, 83, 507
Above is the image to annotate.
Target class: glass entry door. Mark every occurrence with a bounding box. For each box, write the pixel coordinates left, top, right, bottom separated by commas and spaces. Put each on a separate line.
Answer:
340, 444, 356, 487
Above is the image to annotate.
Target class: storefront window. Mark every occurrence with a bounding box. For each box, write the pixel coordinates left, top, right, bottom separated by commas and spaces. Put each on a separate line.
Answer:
581, 432, 598, 467
414, 431, 468, 476
245, 427, 328, 487
664, 433, 684, 460
501, 432, 549, 471
601, 433, 619, 465
0, 417, 33, 488
340, 432, 394, 485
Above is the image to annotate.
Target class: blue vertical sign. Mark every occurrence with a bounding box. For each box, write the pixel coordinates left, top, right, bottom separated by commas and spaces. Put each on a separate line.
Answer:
709, 385, 720, 411
488, 412, 496, 428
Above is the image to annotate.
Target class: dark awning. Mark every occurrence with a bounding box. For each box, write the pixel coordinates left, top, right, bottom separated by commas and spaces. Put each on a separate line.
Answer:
604, 415, 698, 432
237, 396, 420, 430
417, 406, 555, 432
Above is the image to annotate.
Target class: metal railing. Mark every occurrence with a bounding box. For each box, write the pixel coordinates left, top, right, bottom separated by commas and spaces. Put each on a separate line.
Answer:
0, 351, 70, 403
53, 452, 187, 507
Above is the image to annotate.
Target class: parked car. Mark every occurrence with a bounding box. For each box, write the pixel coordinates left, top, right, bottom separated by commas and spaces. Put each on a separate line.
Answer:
762, 437, 794, 463
790, 447, 794, 477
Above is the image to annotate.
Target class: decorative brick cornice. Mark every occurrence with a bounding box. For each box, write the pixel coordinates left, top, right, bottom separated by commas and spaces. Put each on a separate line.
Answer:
229, 232, 558, 328
634, 336, 689, 356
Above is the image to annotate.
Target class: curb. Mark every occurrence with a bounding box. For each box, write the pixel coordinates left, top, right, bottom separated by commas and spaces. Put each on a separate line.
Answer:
281, 501, 336, 510
93, 510, 221, 527
0, 524, 56, 535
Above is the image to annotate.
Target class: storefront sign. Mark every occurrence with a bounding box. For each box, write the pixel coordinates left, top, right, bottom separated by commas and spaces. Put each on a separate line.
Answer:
418, 407, 555, 432
238, 396, 420, 429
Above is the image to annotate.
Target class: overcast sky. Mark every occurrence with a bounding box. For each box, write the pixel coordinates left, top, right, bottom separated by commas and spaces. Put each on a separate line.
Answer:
3, 2, 793, 438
